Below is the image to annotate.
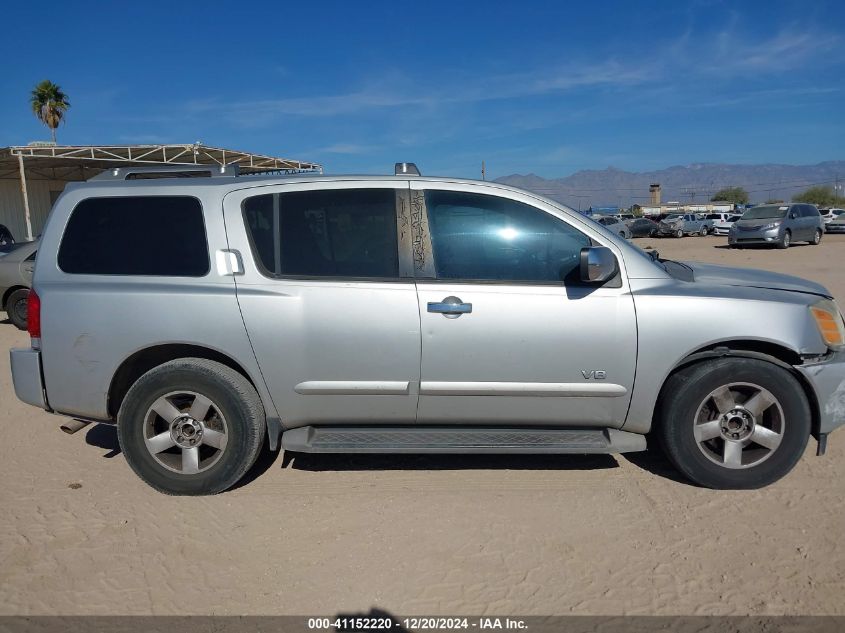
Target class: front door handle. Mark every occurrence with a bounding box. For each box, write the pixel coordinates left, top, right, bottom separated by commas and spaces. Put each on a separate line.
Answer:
428, 296, 472, 318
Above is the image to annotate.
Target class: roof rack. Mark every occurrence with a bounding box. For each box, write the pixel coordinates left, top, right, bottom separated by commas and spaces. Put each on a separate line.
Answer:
89, 163, 240, 181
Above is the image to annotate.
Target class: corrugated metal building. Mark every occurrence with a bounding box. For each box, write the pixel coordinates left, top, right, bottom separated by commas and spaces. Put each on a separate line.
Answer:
0, 143, 321, 241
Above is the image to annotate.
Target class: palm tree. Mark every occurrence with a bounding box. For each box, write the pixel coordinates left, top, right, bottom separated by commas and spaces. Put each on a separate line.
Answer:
30, 80, 70, 144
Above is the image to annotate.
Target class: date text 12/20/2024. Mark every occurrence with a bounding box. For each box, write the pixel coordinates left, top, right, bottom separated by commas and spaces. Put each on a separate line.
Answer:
308, 617, 528, 630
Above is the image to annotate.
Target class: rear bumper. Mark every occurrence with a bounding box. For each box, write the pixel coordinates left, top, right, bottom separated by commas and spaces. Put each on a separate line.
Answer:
795, 350, 845, 434
10, 347, 48, 410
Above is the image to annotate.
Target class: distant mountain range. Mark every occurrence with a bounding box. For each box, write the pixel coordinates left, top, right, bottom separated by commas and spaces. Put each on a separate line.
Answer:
494, 161, 845, 209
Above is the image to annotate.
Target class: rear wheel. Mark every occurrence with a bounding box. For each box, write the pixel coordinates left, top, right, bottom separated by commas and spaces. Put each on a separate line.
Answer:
657, 357, 810, 489
811, 228, 822, 245
777, 230, 791, 249
5, 288, 29, 330
117, 358, 265, 495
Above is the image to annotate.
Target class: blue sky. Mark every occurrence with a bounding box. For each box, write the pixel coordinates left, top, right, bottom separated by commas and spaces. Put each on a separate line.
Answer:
2, 0, 843, 179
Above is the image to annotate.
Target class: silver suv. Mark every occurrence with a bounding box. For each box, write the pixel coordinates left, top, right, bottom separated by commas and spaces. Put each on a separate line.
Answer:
657, 214, 710, 237
10, 164, 845, 495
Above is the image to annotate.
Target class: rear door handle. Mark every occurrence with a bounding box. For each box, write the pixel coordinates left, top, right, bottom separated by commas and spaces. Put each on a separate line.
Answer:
427, 296, 472, 318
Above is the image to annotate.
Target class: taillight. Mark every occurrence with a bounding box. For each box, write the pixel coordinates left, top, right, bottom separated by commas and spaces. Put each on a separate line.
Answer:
27, 289, 41, 341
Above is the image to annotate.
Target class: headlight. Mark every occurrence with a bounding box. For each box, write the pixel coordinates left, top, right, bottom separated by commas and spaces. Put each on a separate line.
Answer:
761, 221, 783, 230
810, 299, 845, 349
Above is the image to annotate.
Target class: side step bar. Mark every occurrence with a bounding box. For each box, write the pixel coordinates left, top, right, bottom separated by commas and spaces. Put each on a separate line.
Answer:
281, 426, 646, 454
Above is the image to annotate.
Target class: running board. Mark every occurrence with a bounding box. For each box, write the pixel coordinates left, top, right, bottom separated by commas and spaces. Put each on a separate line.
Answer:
281, 426, 646, 454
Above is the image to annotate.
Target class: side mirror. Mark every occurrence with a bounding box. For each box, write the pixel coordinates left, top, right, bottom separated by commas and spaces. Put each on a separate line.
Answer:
579, 246, 618, 283
789, 211, 797, 219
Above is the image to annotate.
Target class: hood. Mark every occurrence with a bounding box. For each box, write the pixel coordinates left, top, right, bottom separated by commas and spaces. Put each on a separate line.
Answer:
684, 262, 831, 298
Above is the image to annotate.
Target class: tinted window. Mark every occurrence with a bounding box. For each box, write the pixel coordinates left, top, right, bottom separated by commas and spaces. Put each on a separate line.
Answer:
242, 188, 398, 278
425, 190, 591, 283
58, 196, 208, 276
804, 205, 819, 217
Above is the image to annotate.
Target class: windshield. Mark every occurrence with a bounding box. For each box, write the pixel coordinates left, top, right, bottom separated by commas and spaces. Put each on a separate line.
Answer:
742, 205, 788, 220
728, 215, 741, 222
665, 214, 682, 221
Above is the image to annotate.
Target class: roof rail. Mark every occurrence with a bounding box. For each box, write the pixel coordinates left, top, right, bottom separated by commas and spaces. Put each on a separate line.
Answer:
395, 162, 420, 176
89, 163, 240, 181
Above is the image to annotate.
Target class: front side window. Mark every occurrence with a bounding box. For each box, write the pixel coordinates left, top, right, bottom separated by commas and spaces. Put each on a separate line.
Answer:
242, 188, 399, 279
58, 196, 208, 276
425, 190, 591, 283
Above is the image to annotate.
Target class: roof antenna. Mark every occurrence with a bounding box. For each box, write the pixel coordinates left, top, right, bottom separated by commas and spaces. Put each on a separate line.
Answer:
395, 162, 420, 176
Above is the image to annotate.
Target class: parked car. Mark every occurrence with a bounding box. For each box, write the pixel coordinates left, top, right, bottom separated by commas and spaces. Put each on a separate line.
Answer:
820, 208, 844, 228
612, 213, 635, 221
594, 215, 632, 239
0, 240, 38, 330
625, 217, 659, 238
657, 213, 710, 237
728, 203, 824, 249
711, 214, 742, 236
706, 212, 737, 225
650, 213, 677, 223
825, 213, 845, 234
0, 223, 14, 247
10, 163, 845, 495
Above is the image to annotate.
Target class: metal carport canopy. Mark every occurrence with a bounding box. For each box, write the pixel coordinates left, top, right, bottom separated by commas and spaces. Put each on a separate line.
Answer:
0, 143, 323, 240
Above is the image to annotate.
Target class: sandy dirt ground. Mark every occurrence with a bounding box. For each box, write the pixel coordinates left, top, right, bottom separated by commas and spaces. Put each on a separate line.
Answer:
1, 234, 844, 616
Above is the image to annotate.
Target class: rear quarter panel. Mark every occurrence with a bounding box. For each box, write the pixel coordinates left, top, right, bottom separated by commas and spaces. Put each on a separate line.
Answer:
34, 183, 276, 421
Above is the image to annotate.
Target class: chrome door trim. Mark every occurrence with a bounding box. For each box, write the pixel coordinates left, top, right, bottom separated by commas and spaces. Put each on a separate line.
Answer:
295, 381, 411, 395
419, 382, 628, 397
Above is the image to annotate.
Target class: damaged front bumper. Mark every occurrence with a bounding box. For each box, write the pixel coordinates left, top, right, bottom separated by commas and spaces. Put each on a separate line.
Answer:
795, 350, 845, 448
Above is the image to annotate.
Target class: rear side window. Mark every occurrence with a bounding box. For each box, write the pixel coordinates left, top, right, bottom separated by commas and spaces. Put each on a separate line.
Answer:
58, 196, 208, 276
242, 188, 399, 278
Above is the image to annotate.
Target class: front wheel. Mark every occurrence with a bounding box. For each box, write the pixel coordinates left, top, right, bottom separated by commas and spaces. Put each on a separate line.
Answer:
811, 228, 822, 245
5, 288, 29, 330
657, 357, 810, 489
117, 358, 266, 495
777, 230, 791, 249
699, 226, 708, 236
675, 229, 684, 238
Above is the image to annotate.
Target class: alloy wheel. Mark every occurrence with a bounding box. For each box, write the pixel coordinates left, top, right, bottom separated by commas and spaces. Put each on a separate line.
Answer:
143, 391, 229, 474
693, 382, 785, 469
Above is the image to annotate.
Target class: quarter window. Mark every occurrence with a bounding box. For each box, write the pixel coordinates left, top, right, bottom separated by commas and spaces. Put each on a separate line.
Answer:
425, 190, 591, 283
242, 188, 399, 279
58, 196, 208, 276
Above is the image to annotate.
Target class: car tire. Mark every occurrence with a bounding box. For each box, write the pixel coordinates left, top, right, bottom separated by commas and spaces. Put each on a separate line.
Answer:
5, 288, 30, 330
675, 229, 684, 238
777, 230, 791, 249
117, 358, 266, 495
699, 226, 708, 236
657, 357, 810, 489
811, 228, 822, 245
